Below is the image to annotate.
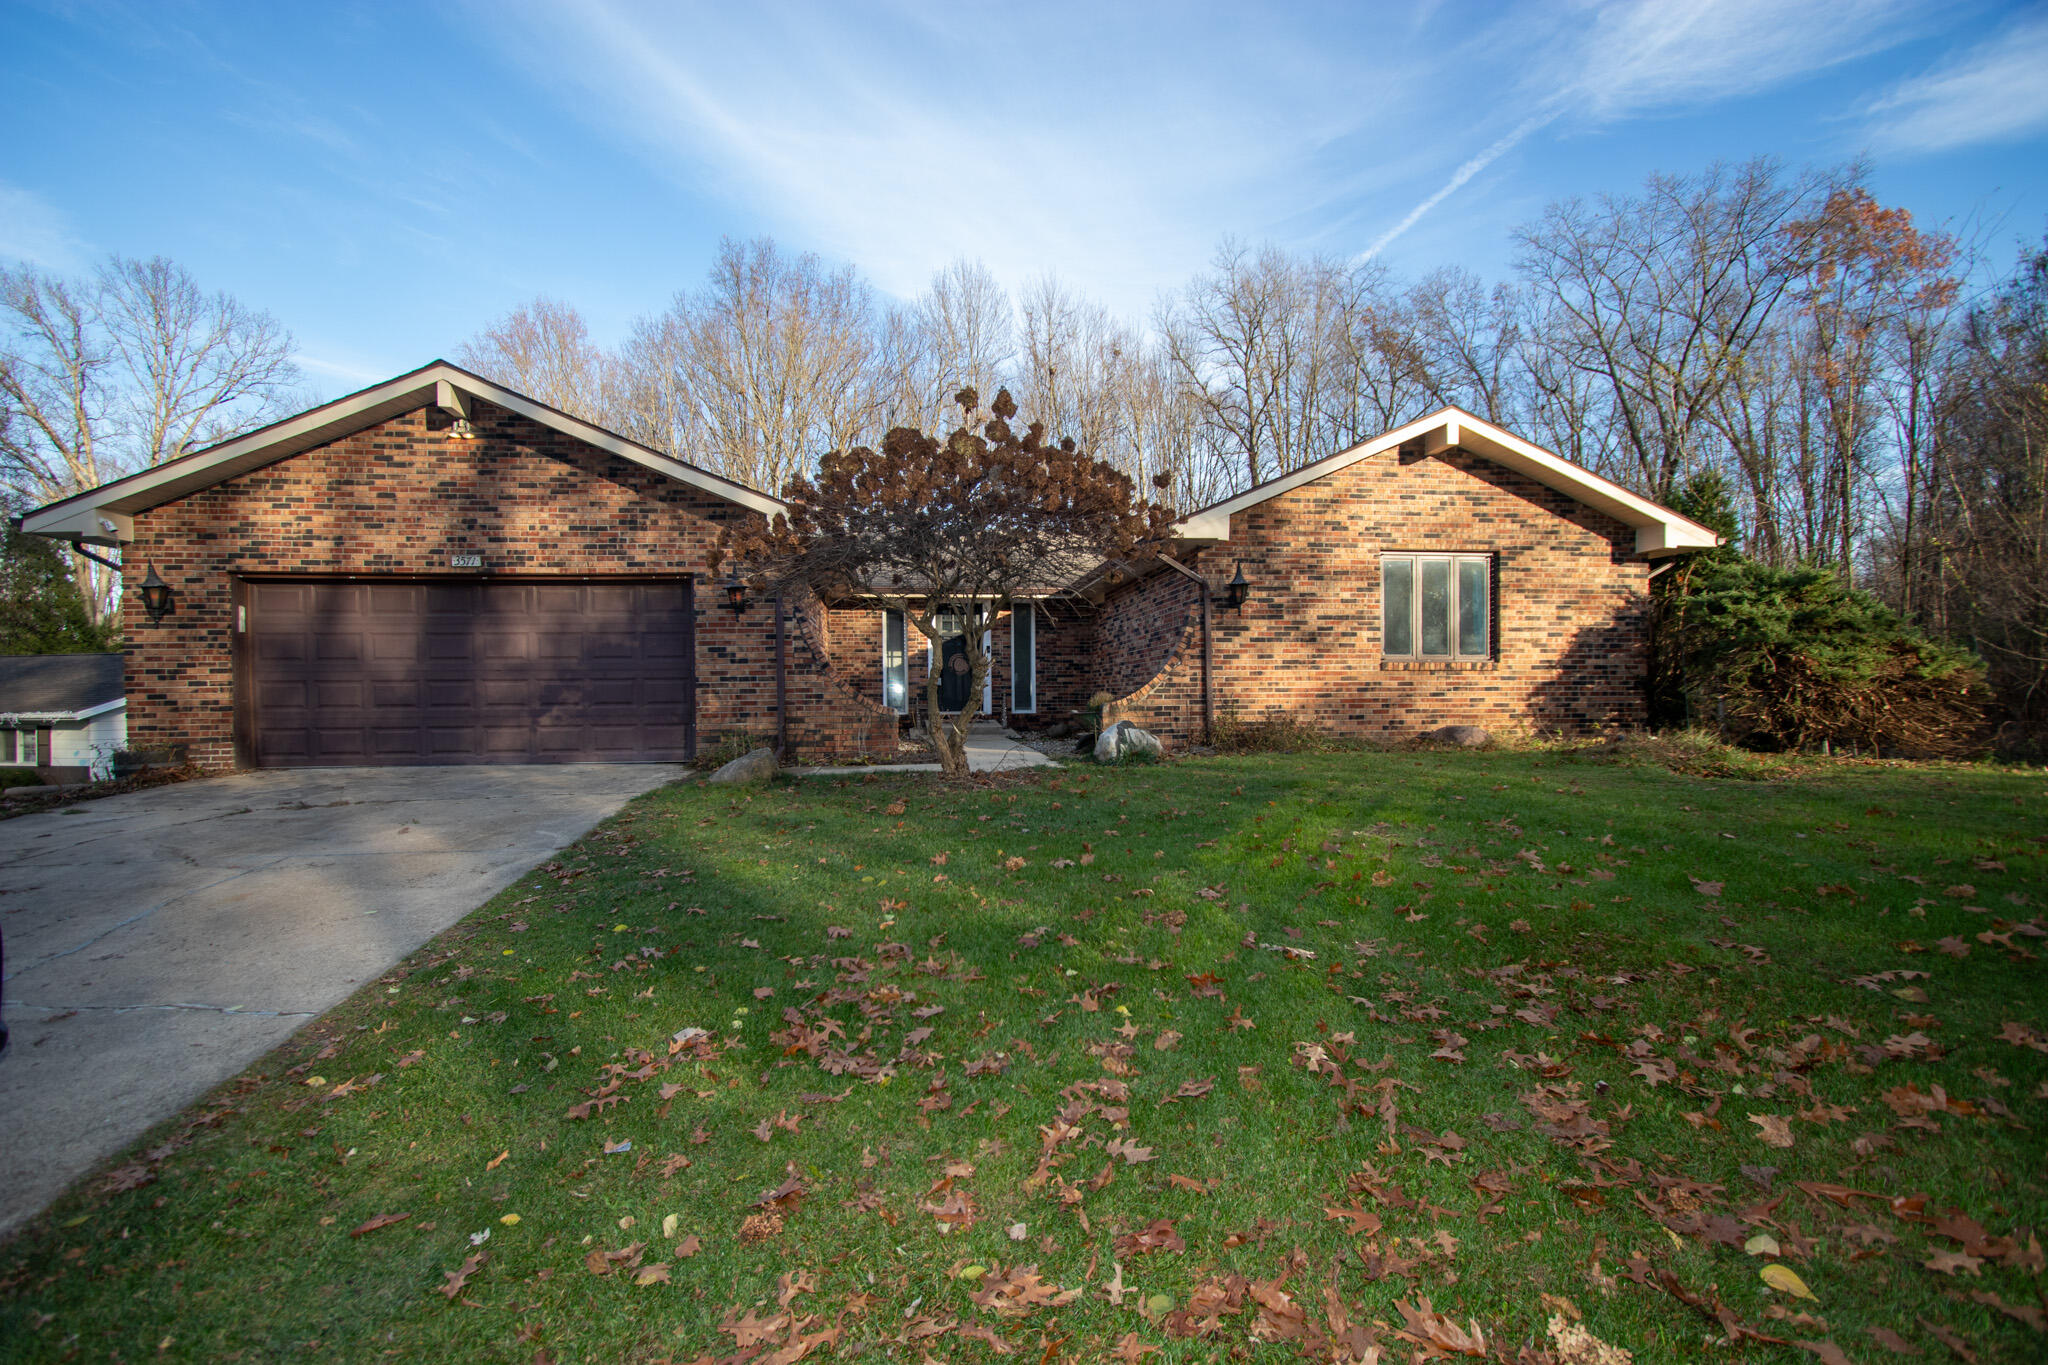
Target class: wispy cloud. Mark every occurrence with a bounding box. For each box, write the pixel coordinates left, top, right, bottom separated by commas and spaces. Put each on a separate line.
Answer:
464, 0, 1997, 317
1558, 0, 1934, 121
1359, 109, 1561, 260
468, 0, 1420, 314
1356, 0, 1938, 261
1864, 10, 2048, 153
0, 183, 91, 273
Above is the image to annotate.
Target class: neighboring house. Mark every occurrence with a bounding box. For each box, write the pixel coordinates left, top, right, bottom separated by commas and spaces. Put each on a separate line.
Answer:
0, 654, 127, 782
18, 362, 1716, 769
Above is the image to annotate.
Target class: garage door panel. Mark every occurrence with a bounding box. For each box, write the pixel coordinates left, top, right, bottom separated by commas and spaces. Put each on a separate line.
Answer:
248, 579, 694, 766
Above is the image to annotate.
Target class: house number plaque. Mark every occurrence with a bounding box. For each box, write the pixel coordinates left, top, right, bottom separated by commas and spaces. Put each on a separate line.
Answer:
450, 553, 483, 568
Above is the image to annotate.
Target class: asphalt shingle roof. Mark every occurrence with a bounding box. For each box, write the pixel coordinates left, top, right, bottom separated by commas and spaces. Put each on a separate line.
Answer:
0, 654, 125, 715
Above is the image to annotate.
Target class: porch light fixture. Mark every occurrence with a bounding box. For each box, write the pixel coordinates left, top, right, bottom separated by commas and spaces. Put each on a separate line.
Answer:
1221, 560, 1251, 613
722, 567, 748, 614
139, 564, 175, 624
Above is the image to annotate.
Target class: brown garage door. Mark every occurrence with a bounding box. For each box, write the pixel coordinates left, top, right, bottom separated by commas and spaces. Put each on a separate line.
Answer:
244, 579, 695, 766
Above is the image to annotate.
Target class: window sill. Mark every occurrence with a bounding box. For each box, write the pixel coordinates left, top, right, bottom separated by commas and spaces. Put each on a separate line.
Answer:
1378, 658, 1497, 671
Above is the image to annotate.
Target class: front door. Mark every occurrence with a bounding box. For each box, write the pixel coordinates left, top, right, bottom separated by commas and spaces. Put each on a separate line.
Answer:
937, 633, 972, 712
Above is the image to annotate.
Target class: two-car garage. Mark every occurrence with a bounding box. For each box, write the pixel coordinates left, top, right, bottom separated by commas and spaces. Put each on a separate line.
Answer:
240, 579, 697, 766
16, 362, 833, 772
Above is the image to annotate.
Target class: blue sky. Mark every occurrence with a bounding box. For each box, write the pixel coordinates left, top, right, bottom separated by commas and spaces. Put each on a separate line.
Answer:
4, 0, 2045, 399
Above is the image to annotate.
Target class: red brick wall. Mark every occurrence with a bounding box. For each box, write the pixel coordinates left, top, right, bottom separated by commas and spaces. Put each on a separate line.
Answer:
120, 400, 892, 768
1027, 603, 1097, 728
819, 603, 1086, 729
1103, 447, 1652, 742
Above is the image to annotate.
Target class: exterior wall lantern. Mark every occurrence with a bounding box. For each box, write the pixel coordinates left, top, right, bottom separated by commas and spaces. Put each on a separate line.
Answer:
722, 567, 748, 614
1221, 560, 1251, 613
139, 564, 175, 624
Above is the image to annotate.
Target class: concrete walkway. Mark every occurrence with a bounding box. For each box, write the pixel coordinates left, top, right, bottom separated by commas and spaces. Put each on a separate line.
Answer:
796, 728, 1063, 776
0, 763, 684, 1244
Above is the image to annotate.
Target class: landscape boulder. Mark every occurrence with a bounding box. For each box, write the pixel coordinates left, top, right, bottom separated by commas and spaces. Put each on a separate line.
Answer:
1095, 721, 1164, 763
707, 746, 778, 785
1426, 725, 1492, 748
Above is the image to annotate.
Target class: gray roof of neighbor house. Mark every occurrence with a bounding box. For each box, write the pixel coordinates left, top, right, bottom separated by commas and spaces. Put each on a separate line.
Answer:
0, 654, 126, 718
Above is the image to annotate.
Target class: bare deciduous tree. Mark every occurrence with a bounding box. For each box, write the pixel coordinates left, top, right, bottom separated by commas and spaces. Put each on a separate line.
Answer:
1514, 158, 1838, 501
455, 295, 646, 438
0, 255, 299, 618
625, 237, 886, 492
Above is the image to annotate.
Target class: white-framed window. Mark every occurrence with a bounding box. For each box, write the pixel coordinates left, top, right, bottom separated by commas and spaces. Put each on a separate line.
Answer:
882, 609, 909, 712
1382, 553, 1491, 660
1, 727, 40, 766
1011, 603, 1037, 713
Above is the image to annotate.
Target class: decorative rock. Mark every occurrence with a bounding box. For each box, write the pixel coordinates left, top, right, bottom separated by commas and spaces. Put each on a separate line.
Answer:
1095, 721, 1164, 763
1427, 725, 1492, 748
707, 746, 778, 785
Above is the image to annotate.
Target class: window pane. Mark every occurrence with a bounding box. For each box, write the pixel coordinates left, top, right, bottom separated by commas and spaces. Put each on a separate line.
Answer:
1457, 559, 1488, 657
1383, 558, 1414, 655
1, 730, 13, 764
883, 611, 907, 711
1011, 606, 1035, 711
1421, 559, 1451, 656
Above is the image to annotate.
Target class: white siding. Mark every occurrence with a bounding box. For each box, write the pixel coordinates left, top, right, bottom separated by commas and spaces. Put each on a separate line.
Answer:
49, 707, 126, 778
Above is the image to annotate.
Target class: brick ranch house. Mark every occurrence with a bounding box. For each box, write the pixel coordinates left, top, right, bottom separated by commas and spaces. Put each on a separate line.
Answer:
19, 361, 1717, 769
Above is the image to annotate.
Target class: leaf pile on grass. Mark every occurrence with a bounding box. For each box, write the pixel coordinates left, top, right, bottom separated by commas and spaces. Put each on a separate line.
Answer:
1560, 729, 1800, 781
1, 752, 2043, 1364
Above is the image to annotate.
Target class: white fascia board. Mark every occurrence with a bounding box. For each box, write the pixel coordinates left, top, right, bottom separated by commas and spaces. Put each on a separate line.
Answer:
1173, 409, 1457, 541
1173, 406, 1721, 557
0, 697, 124, 723
1447, 418, 1721, 556
20, 505, 135, 547
19, 362, 786, 542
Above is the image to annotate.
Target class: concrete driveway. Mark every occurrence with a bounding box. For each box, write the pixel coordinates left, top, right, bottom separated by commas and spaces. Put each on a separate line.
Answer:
0, 763, 685, 1243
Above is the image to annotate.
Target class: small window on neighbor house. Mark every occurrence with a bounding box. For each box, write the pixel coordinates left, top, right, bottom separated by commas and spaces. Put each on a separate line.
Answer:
1, 728, 37, 765
882, 610, 908, 712
1011, 604, 1036, 713
1382, 554, 1490, 660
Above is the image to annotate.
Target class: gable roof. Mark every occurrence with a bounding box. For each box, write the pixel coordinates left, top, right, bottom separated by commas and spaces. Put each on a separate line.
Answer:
1173, 407, 1720, 558
0, 653, 125, 719
18, 360, 785, 545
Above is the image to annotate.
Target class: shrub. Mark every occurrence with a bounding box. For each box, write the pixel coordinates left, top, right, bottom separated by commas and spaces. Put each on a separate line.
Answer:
1663, 560, 1989, 757
0, 768, 46, 792
1211, 708, 1329, 755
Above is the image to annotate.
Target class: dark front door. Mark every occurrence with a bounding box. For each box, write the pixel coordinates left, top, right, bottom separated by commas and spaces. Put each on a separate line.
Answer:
937, 633, 972, 712
244, 579, 695, 766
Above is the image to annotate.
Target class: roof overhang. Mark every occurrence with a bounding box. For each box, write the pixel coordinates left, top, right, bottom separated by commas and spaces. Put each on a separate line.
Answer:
18, 360, 786, 546
0, 697, 126, 724
1173, 407, 1720, 559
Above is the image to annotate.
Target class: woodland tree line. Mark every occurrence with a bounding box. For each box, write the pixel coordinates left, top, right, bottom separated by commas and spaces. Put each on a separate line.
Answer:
3, 156, 2044, 746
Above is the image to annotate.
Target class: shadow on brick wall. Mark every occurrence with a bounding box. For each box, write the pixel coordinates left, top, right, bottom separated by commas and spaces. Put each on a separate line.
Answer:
1524, 613, 1652, 737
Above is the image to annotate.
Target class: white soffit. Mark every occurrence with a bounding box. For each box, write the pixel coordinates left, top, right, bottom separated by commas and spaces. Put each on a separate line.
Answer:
1174, 407, 1720, 558
19, 361, 785, 545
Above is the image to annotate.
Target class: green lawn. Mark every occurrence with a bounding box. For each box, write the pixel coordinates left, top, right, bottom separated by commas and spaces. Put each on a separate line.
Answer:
2, 746, 2044, 1364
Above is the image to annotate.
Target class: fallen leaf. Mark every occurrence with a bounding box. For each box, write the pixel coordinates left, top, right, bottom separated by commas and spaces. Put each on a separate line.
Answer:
350, 1212, 410, 1238
1105, 1138, 1154, 1165
1866, 1325, 1922, 1354
1922, 1249, 1983, 1277
1749, 1114, 1796, 1148
438, 1250, 487, 1300
1761, 1264, 1817, 1301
